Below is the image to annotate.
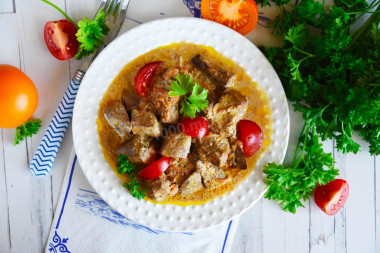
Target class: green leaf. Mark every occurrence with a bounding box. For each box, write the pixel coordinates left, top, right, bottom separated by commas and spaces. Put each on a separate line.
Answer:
117, 154, 145, 200
123, 176, 146, 200
14, 119, 42, 145
284, 24, 309, 48
168, 74, 193, 96
117, 154, 135, 174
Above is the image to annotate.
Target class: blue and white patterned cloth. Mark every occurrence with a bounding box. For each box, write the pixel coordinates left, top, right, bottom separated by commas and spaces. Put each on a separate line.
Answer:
45, 150, 238, 253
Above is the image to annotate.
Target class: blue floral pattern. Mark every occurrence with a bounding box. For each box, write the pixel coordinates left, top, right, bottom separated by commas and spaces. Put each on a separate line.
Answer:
48, 231, 71, 253
183, 0, 202, 17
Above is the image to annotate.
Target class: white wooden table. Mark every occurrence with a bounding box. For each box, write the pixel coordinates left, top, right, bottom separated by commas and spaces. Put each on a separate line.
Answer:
0, 0, 378, 252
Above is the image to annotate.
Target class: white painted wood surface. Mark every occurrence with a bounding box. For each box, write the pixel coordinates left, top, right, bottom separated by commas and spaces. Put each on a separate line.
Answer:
0, 0, 378, 252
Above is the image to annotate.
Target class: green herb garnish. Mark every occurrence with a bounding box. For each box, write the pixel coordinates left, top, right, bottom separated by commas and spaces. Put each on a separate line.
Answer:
117, 154, 146, 200
168, 74, 209, 118
259, 0, 380, 212
14, 119, 42, 145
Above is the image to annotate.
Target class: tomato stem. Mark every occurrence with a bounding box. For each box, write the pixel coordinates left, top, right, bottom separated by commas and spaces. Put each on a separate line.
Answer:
41, 0, 77, 28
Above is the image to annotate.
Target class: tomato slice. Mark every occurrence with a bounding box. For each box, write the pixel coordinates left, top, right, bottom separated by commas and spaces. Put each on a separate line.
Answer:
201, 0, 259, 35
138, 156, 171, 180
44, 20, 79, 60
237, 120, 263, 157
134, 62, 163, 97
179, 117, 209, 138
314, 179, 349, 216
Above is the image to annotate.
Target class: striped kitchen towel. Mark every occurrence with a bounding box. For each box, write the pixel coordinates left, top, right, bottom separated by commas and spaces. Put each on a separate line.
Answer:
45, 150, 238, 253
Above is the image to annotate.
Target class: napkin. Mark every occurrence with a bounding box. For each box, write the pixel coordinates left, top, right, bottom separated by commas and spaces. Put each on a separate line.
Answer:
45, 150, 238, 253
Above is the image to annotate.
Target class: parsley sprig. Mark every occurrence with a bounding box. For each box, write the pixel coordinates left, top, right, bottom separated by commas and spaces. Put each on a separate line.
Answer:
259, 0, 380, 212
14, 119, 42, 145
117, 154, 146, 200
168, 74, 209, 118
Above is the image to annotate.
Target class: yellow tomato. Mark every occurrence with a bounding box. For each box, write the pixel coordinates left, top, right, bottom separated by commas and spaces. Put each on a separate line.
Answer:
0, 64, 38, 128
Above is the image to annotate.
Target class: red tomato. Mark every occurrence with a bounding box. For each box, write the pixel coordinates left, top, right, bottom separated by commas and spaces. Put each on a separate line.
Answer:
179, 117, 209, 138
44, 20, 79, 60
0, 65, 38, 128
237, 120, 263, 157
314, 179, 349, 216
138, 156, 171, 180
134, 62, 163, 97
201, 0, 259, 35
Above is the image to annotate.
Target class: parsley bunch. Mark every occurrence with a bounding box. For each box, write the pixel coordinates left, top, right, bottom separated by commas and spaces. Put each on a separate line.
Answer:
259, 0, 380, 212
14, 119, 42, 145
117, 154, 146, 200
168, 74, 209, 118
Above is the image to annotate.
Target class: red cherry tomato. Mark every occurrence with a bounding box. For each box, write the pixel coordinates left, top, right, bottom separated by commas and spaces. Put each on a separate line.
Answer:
44, 20, 79, 60
179, 117, 209, 138
134, 62, 163, 97
201, 0, 259, 35
237, 120, 263, 157
138, 156, 171, 180
314, 179, 349, 216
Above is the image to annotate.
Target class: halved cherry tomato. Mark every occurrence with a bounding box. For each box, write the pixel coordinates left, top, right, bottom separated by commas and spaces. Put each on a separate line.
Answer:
138, 156, 171, 180
201, 0, 259, 35
0, 65, 38, 128
44, 20, 79, 60
237, 120, 263, 157
314, 179, 349, 216
134, 61, 163, 97
179, 117, 209, 138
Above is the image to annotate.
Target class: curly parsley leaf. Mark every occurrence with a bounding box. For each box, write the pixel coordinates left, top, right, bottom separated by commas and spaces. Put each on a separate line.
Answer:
117, 154, 146, 200
75, 8, 109, 60
169, 74, 209, 118
14, 119, 42, 145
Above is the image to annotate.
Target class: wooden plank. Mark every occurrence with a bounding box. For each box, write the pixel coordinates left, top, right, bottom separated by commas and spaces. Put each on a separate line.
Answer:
345, 135, 376, 253
309, 140, 335, 253
0, 0, 14, 13
0, 12, 22, 253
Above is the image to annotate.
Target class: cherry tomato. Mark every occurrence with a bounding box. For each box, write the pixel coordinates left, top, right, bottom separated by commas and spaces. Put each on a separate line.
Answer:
237, 120, 263, 157
134, 62, 163, 97
138, 156, 171, 180
0, 65, 38, 128
44, 20, 79, 60
201, 0, 259, 35
179, 117, 209, 138
314, 179, 349, 216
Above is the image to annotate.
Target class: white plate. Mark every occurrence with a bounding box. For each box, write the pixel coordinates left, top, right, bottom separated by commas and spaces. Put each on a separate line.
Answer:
73, 17, 289, 231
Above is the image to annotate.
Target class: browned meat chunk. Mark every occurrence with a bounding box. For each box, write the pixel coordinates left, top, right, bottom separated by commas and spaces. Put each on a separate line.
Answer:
122, 89, 140, 111
208, 89, 248, 137
131, 109, 162, 137
194, 135, 230, 167
191, 54, 236, 87
103, 101, 131, 139
165, 158, 195, 185
196, 161, 230, 188
118, 135, 157, 164
228, 140, 247, 170
147, 174, 178, 201
149, 74, 180, 124
180, 172, 203, 195
160, 133, 192, 158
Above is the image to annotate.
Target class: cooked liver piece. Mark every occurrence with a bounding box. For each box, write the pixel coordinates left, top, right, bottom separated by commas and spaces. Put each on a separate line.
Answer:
180, 172, 203, 195
228, 140, 247, 170
149, 75, 180, 124
191, 54, 236, 87
148, 174, 171, 201
208, 89, 248, 137
194, 135, 230, 167
103, 101, 131, 139
160, 133, 192, 158
118, 135, 157, 164
196, 160, 229, 188
131, 109, 162, 137
165, 158, 195, 185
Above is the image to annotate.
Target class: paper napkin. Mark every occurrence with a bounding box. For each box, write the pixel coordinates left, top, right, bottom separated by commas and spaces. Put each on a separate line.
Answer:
45, 150, 238, 253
